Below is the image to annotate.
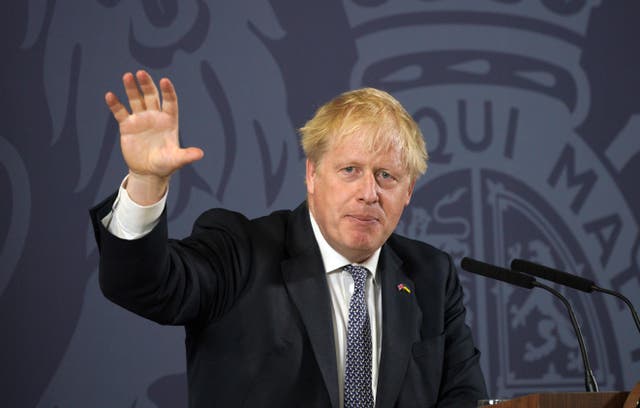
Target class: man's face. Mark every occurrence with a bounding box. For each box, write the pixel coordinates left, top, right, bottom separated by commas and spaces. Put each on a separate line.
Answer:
306, 131, 415, 263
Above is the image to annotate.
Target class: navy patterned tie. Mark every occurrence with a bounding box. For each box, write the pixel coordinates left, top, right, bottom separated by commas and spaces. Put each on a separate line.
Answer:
343, 264, 374, 408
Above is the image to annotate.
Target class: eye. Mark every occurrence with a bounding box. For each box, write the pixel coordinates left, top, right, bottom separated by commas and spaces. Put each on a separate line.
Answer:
376, 170, 399, 187
377, 170, 395, 180
340, 166, 360, 177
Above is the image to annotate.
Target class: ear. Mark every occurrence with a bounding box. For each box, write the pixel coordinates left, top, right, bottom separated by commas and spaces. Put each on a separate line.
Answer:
404, 180, 415, 206
305, 159, 317, 195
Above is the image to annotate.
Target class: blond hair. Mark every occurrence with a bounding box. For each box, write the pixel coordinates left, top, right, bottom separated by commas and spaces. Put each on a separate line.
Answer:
299, 87, 428, 181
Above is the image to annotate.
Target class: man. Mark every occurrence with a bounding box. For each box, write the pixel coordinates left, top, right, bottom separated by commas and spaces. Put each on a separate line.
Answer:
91, 70, 487, 407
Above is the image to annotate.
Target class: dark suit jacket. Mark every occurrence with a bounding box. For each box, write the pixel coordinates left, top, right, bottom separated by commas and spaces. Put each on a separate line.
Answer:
90, 196, 487, 408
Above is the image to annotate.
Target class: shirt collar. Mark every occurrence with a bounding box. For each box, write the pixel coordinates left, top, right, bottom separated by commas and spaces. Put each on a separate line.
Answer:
309, 211, 380, 281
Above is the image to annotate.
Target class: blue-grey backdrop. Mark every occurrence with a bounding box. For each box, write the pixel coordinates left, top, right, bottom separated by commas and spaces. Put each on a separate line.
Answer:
1, 1, 639, 407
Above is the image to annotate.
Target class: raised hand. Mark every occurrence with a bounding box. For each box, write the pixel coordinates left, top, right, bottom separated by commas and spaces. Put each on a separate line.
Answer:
105, 70, 204, 205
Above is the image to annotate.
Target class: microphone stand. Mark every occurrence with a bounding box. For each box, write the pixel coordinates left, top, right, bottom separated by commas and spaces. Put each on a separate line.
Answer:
592, 285, 640, 335
531, 280, 599, 392
461, 257, 599, 392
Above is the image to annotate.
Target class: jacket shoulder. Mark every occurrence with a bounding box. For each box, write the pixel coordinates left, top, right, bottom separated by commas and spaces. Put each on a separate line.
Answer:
191, 207, 293, 244
387, 233, 451, 263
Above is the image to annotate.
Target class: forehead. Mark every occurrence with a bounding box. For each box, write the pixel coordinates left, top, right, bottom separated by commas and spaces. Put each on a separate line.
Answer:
327, 130, 405, 166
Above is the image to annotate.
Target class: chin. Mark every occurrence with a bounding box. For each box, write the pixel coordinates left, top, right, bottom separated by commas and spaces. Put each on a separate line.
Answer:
346, 239, 380, 257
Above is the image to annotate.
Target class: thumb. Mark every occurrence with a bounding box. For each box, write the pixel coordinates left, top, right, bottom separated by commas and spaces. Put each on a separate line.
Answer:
176, 147, 205, 168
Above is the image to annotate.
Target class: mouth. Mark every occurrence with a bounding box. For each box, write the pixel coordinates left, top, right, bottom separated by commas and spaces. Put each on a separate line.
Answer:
346, 214, 381, 225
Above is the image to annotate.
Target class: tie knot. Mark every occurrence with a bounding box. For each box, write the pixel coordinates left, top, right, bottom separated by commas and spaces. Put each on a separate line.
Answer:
344, 264, 368, 289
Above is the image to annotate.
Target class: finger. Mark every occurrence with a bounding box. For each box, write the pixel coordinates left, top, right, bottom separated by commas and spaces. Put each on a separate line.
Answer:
104, 91, 130, 123
176, 147, 205, 167
159, 78, 179, 117
122, 72, 146, 113
136, 70, 161, 111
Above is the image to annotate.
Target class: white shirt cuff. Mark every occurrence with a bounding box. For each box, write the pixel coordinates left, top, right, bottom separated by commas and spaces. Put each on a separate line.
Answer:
101, 176, 168, 240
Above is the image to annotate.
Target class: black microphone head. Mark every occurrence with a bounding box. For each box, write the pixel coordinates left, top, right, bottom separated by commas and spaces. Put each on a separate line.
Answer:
461, 257, 536, 289
510, 259, 595, 292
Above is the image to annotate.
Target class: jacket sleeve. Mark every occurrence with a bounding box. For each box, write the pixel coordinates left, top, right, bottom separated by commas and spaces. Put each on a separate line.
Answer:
89, 193, 252, 326
436, 253, 488, 407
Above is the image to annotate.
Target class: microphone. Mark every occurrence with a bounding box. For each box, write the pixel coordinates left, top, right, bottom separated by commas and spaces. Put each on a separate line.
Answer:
461, 257, 536, 289
511, 259, 640, 335
461, 257, 599, 392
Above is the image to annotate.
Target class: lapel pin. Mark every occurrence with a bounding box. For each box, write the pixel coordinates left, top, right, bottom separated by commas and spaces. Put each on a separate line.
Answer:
397, 283, 411, 294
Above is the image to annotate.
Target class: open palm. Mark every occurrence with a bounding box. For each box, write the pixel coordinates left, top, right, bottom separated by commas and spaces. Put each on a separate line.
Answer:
105, 71, 204, 204
106, 70, 203, 180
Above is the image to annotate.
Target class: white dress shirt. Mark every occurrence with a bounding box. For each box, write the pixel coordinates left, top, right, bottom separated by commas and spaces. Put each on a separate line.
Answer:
101, 180, 166, 239
308, 214, 382, 406
103, 180, 383, 406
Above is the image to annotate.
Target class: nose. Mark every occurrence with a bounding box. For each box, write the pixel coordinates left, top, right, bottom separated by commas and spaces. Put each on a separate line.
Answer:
358, 172, 379, 204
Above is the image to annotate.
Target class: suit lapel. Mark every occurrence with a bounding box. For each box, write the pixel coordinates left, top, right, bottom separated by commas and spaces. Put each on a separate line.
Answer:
281, 203, 340, 408
375, 245, 422, 408
280, 204, 421, 408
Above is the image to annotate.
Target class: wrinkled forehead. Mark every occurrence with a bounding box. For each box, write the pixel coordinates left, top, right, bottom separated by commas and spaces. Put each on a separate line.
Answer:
323, 125, 407, 170
329, 121, 403, 155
